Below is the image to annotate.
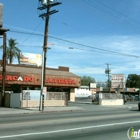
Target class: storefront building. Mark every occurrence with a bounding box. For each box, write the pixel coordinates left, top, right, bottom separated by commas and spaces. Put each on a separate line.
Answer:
0, 63, 81, 104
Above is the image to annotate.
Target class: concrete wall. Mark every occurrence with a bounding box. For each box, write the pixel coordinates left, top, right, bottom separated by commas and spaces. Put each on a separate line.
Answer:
22, 100, 39, 108
70, 88, 75, 102
99, 99, 124, 105
2, 91, 67, 108
44, 100, 65, 107
22, 100, 65, 108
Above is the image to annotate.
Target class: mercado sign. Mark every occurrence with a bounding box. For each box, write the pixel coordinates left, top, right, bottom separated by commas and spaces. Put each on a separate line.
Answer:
0, 75, 34, 82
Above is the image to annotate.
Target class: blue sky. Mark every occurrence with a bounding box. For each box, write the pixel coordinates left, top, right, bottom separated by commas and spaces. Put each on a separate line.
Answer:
1, 0, 140, 82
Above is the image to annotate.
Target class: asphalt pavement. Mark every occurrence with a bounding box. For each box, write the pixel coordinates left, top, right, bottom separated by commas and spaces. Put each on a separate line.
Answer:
0, 100, 139, 115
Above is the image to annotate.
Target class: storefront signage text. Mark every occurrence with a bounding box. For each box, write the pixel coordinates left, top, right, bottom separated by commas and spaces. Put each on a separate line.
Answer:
0, 75, 34, 82
45, 78, 76, 85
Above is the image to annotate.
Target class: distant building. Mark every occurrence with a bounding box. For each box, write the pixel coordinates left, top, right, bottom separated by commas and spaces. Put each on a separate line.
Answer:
75, 86, 92, 97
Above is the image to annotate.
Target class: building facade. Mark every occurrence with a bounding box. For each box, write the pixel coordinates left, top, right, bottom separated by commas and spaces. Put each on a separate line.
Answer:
0, 63, 81, 105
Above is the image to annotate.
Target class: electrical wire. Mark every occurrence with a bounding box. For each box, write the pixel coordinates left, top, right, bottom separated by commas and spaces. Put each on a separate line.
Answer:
49, 49, 83, 68
69, 0, 140, 35
54, 44, 140, 58
9, 29, 139, 58
20, 20, 43, 45
49, 35, 139, 58
94, 0, 140, 27
81, 0, 140, 32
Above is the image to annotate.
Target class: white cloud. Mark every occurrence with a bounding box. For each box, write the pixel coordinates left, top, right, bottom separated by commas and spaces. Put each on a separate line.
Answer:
46, 34, 140, 81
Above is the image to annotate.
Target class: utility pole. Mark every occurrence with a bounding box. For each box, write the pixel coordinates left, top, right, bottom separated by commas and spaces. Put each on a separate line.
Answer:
0, 29, 9, 106
0, 3, 9, 106
38, 0, 61, 111
2, 33, 6, 106
105, 63, 111, 93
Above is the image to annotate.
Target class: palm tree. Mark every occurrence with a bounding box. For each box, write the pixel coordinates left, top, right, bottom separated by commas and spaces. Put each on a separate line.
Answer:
1, 38, 21, 64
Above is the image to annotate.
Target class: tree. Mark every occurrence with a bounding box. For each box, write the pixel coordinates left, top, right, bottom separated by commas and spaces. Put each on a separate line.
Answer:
81, 76, 95, 86
0, 38, 21, 64
126, 74, 140, 88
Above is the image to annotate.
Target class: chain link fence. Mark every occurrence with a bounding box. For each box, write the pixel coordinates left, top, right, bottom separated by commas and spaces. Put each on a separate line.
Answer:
47, 92, 67, 100
100, 93, 123, 99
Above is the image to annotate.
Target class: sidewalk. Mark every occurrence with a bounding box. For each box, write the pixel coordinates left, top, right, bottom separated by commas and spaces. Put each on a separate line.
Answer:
0, 102, 138, 115
0, 106, 83, 115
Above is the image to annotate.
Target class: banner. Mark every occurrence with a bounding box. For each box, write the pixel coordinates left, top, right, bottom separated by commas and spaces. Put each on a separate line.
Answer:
20, 52, 42, 67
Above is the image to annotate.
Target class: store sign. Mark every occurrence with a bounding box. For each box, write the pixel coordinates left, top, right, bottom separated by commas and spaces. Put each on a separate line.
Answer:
45, 78, 76, 85
111, 74, 125, 88
0, 75, 34, 82
90, 83, 96, 88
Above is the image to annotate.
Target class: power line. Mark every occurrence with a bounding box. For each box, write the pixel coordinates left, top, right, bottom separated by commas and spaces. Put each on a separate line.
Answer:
81, 0, 140, 33
55, 44, 139, 58
82, 0, 140, 29
49, 35, 139, 58
9, 29, 140, 58
94, 0, 140, 27
50, 49, 82, 68
20, 20, 43, 45
50, 17, 94, 35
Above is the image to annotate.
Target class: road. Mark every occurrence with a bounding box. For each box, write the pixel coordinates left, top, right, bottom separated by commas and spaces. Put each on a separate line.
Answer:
0, 101, 140, 140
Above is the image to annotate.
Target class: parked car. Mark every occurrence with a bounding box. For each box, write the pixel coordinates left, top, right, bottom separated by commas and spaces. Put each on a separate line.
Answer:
134, 95, 139, 101
126, 95, 134, 101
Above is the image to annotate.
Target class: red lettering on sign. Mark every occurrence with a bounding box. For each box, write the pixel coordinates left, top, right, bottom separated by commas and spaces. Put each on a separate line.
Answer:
0, 75, 34, 82
23, 76, 28, 82
46, 78, 53, 83
46, 78, 76, 85
23, 76, 34, 82
60, 79, 64, 84
54, 78, 58, 83
72, 80, 76, 84
29, 77, 34, 82
58, 79, 61, 84
64, 80, 68, 84
0, 75, 2, 80
6, 75, 13, 81
13, 76, 18, 81
68, 80, 72, 84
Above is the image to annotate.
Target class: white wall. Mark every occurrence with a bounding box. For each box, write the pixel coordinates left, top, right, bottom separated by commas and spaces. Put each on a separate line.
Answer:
99, 99, 124, 105
75, 86, 92, 97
